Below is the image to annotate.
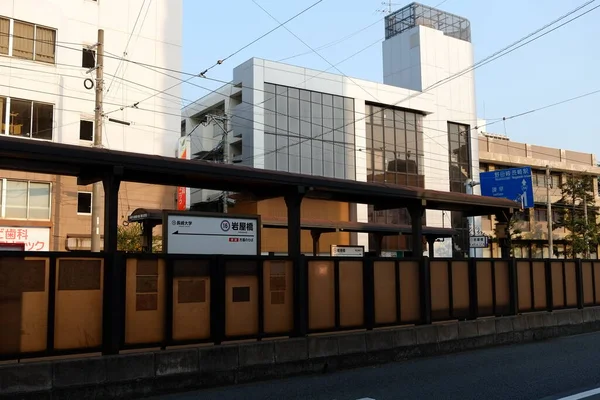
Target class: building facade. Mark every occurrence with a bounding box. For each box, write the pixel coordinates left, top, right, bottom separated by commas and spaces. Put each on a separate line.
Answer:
0, 0, 182, 250
181, 3, 482, 256
478, 132, 600, 258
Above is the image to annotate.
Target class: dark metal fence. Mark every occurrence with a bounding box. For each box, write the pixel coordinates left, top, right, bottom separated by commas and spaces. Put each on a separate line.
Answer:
2, 251, 600, 361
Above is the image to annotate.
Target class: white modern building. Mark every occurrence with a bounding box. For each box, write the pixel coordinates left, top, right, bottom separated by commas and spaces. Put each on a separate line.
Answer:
182, 3, 481, 257
0, 0, 182, 250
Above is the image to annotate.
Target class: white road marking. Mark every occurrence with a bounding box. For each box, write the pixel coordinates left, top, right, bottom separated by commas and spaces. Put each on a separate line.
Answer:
557, 387, 600, 400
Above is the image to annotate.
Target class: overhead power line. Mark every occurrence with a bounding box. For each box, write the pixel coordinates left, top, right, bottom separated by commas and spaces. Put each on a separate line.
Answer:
106, 0, 151, 94
99, 0, 598, 155
250, 0, 600, 161
277, 0, 450, 63
426, 0, 599, 92
1, 0, 597, 169
107, 0, 326, 114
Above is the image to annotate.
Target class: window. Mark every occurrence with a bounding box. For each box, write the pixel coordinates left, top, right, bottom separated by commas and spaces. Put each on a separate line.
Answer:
35, 26, 56, 63
32, 102, 53, 139
13, 21, 34, 60
534, 208, 548, 222
533, 171, 561, 188
77, 192, 92, 215
447, 121, 472, 253
366, 103, 425, 227
514, 210, 528, 222
447, 122, 471, 194
552, 209, 563, 224
80, 120, 93, 141
0, 16, 56, 64
82, 48, 95, 68
263, 82, 355, 179
1, 179, 51, 220
9, 98, 32, 137
2, 96, 53, 140
0, 17, 8, 55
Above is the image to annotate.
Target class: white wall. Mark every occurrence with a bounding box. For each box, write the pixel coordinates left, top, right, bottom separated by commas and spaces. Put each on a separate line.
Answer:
0, 0, 182, 156
184, 51, 481, 252
383, 25, 481, 255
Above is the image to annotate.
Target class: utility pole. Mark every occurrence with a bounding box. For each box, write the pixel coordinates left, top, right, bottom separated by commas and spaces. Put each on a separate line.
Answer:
90, 29, 104, 252
584, 187, 589, 259
204, 114, 229, 213
546, 166, 553, 258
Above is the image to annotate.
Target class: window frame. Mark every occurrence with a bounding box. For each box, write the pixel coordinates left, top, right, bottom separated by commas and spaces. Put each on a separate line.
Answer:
534, 208, 548, 223
0, 16, 9, 55
1, 95, 54, 141
82, 47, 95, 68
447, 121, 472, 194
0, 178, 52, 221
79, 119, 94, 141
77, 191, 93, 215
0, 16, 56, 64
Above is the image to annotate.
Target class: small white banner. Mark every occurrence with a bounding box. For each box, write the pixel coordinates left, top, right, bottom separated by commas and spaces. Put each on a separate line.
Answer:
331, 245, 365, 257
470, 236, 489, 249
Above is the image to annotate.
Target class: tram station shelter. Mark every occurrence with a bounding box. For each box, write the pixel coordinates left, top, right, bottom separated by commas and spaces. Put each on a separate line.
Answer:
0, 136, 518, 258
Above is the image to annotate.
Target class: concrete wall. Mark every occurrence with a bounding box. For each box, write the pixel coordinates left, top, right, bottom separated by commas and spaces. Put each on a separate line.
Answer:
479, 136, 600, 172
3, 307, 600, 399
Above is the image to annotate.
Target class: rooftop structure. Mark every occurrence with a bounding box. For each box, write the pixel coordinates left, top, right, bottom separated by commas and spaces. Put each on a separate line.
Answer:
385, 2, 471, 42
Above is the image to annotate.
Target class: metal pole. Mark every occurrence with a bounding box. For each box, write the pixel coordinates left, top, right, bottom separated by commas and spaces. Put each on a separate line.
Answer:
572, 173, 576, 259
221, 117, 229, 214
206, 114, 229, 213
91, 29, 104, 252
546, 166, 553, 258
465, 179, 479, 258
584, 189, 589, 259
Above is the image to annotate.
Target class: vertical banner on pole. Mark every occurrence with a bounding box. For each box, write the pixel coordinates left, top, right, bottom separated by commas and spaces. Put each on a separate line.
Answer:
176, 137, 191, 211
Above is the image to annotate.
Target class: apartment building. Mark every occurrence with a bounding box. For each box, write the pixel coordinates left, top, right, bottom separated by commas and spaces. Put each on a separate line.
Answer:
0, 0, 182, 251
181, 3, 481, 256
478, 132, 600, 258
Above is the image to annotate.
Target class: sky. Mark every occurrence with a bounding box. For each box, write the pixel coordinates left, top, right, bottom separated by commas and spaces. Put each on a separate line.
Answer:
182, 0, 600, 158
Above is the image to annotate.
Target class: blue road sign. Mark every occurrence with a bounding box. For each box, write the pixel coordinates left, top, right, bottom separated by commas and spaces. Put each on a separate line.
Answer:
479, 166, 534, 208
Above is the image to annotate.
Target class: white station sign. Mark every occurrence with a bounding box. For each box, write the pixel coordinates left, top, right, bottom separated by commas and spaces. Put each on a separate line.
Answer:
470, 236, 489, 249
331, 245, 365, 257
164, 213, 259, 255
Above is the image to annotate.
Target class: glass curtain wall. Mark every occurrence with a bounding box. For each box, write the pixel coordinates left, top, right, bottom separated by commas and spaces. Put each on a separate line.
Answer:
263, 83, 355, 180
365, 103, 425, 251
448, 121, 472, 256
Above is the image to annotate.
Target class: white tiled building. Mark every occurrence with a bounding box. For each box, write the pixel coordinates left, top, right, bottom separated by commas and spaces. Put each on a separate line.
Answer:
0, 0, 182, 251
182, 2, 481, 257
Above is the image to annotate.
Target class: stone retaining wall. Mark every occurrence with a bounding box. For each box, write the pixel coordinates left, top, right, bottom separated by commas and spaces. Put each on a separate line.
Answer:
2, 307, 600, 400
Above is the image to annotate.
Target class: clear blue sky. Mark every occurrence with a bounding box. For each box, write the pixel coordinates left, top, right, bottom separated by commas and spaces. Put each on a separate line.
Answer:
182, 0, 600, 158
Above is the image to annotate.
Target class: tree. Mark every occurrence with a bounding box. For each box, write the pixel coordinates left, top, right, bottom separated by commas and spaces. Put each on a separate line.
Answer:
489, 212, 524, 257
117, 223, 162, 253
553, 175, 600, 259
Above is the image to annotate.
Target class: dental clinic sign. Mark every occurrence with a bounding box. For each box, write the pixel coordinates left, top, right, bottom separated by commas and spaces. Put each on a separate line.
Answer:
163, 212, 260, 255
0, 226, 50, 251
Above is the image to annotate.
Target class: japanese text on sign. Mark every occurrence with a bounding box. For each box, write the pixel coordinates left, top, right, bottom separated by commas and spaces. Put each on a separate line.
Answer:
0, 227, 50, 251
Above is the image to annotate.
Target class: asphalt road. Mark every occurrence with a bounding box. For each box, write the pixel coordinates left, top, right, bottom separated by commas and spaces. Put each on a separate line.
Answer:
148, 331, 600, 400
